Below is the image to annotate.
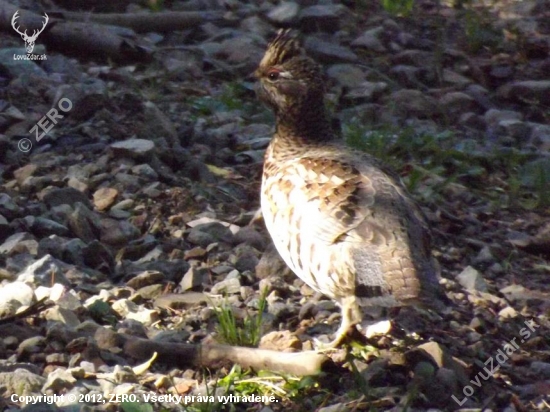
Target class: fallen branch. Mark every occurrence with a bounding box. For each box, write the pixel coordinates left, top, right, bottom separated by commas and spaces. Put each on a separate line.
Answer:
60, 10, 225, 33
0, 297, 53, 325
95, 328, 330, 376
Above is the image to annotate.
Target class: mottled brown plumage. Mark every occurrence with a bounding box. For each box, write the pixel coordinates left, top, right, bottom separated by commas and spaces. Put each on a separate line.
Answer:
256, 30, 444, 347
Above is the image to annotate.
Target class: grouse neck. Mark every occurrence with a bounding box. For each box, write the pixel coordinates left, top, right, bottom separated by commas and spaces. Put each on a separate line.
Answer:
275, 99, 335, 144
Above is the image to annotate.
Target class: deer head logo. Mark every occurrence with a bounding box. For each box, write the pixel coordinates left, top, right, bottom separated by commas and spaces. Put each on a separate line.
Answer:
12, 10, 49, 54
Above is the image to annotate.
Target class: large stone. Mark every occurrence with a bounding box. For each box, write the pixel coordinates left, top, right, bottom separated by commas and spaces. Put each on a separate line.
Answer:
497, 80, 550, 105
266, 2, 300, 25
388, 89, 439, 118
304, 37, 358, 64
110, 139, 155, 160
43, 187, 92, 209
299, 5, 346, 32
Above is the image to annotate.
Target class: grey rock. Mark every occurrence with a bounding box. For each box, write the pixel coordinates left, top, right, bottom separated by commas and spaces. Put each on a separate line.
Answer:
0, 281, 34, 307
68, 203, 100, 243
231, 244, 260, 272
17, 254, 70, 287
343, 81, 388, 104
498, 80, 550, 105
391, 49, 434, 67
82, 240, 115, 271
18, 336, 47, 356
211, 277, 241, 294
299, 5, 346, 32
351, 27, 387, 52
438, 92, 477, 117
456, 265, 488, 292
115, 173, 142, 191
0, 193, 20, 219
496, 119, 532, 141
32, 217, 70, 237
442, 69, 473, 87
388, 89, 439, 118
110, 138, 155, 160
131, 164, 158, 180
152, 330, 191, 343
266, 2, 300, 25
43, 187, 92, 209
484, 108, 523, 127
304, 37, 358, 64
126, 271, 165, 290
267, 300, 296, 320
0, 368, 46, 396
530, 361, 550, 378
390, 65, 424, 88
326, 64, 366, 88
100, 218, 140, 246
63, 238, 87, 265
180, 266, 208, 291
187, 222, 234, 247
529, 123, 550, 151
44, 306, 81, 328
154, 292, 208, 310
0, 48, 48, 78
256, 243, 292, 280
232, 226, 266, 251
0, 232, 35, 256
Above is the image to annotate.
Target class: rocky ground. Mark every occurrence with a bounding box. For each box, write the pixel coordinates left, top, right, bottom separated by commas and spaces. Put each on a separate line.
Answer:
0, 0, 550, 411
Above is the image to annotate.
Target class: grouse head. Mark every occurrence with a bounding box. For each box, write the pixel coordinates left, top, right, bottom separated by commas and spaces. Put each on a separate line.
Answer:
255, 30, 327, 128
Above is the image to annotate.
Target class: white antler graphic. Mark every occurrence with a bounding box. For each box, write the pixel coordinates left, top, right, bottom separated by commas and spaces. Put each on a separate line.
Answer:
12, 11, 49, 54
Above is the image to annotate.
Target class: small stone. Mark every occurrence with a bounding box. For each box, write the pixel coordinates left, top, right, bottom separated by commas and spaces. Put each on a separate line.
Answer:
299, 5, 346, 32
43, 187, 92, 209
0, 368, 46, 396
438, 92, 477, 117
0, 193, 20, 219
126, 271, 165, 290
266, 2, 300, 25
180, 266, 208, 291
442, 69, 472, 86
131, 164, 158, 180
41, 368, 76, 392
0, 232, 35, 256
0, 281, 34, 307
259, 330, 302, 351
32, 217, 70, 237
530, 362, 550, 378
256, 244, 292, 280
498, 80, 550, 105
498, 306, 518, 319
184, 247, 207, 260
211, 277, 241, 295
456, 266, 488, 292
343, 81, 388, 104
13, 164, 38, 186
110, 138, 155, 160
93, 187, 118, 211
44, 306, 81, 328
154, 292, 208, 310
360, 319, 392, 338
100, 218, 140, 246
388, 89, 438, 118
484, 108, 523, 127
17, 254, 70, 287
496, 119, 532, 141
351, 27, 387, 52
304, 37, 358, 64
326, 64, 366, 88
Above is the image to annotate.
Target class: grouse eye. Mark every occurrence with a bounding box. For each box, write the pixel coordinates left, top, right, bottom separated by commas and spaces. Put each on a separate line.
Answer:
267, 70, 280, 81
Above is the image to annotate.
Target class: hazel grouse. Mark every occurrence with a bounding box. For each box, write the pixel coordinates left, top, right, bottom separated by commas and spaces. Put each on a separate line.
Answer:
255, 30, 445, 347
